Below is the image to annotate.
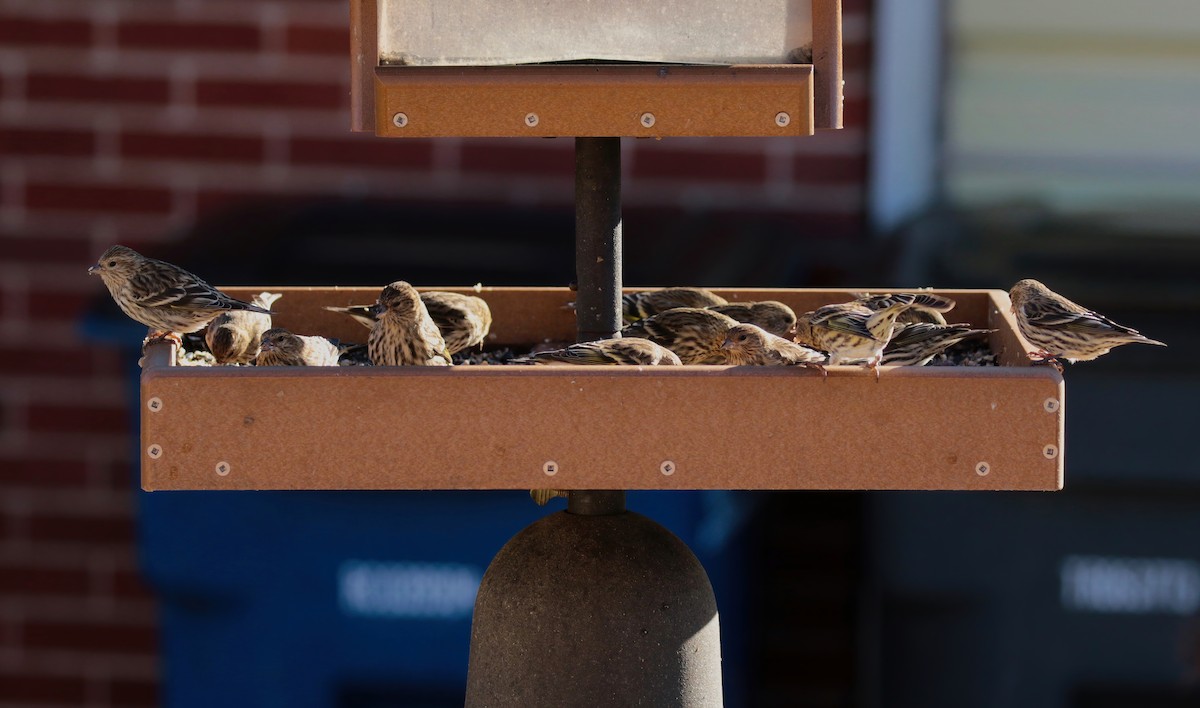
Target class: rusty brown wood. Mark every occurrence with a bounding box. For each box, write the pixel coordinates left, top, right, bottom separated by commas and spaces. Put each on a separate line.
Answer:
812, 0, 844, 130
349, 0, 378, 132
140, 288, 1063, 492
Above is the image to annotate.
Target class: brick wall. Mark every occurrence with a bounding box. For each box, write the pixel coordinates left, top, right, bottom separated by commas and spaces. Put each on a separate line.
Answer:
0, 1, 872, 705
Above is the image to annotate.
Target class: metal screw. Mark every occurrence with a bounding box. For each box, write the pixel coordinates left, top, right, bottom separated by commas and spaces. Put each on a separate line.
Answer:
146, 397, 162, 413
1043, 444, 1059, 460
147, 444, 162, 460
660, 460, 676, 476
975, 461, 990, 476
640, 112, 656, 128
392, 112, 408, 128
775, 111, 791, 127
1044, 397, 1060, 413
524, 112, 539, 127
542, 461, 558, 476
215, 461, 231, 476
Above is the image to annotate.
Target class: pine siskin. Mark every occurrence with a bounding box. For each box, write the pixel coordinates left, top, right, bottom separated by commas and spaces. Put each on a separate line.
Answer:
254, 327, 341, 367
1009, 279, 1165, 370
368, 281, 453, 366
853, 292, 956, 326
325, 291, 491, 356
881, 322, 995, 366
621, 307, 740, 364
515, 337, 682, 366
794, 293, 917, 379
530, 489, 568, 506
88, 245, 272, 341
622, 287, 727, 322
708, 300, 797, 337
722, 323, 827, 375
205, 291, 282, 365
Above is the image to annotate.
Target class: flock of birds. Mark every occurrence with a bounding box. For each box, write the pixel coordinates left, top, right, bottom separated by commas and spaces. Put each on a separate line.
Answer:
88, 245, 1167, 378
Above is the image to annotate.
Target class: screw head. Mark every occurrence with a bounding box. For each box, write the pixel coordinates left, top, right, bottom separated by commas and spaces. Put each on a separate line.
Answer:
392, 112, 408, 128
1044, 397, 1060, 413
147, 444, 162, 460
975, 461, 990, 476
146, 397, 162, 413
215, 461, 231, 476
775, 111, 791, 127
1043, 444, 1059, 459
660, 460, 676, 476
524, 112, 539, 127
542, 461, 558, 476
640, 112, 656, 128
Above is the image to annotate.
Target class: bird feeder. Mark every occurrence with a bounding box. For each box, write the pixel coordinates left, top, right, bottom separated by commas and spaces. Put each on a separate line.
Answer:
139, 3, 1064, 705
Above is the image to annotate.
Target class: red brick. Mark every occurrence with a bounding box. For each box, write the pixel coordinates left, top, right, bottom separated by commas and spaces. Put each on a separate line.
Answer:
24, 619, 157, 654
843, 96, 868, 129
26, 288, 92, 320
109, 679, 160, 708
0, 234, 95, 263
843, 41, 870, 74
196, 79, 344, 110
289, 135, 434, 169
791, 155, 867, 184
118, 20, 261, 52
286, 24, 348, 55
0, 345, 105, 379
27, 512, 136, 546
112, 568, 154, 600
121, 131, 265, 163
632, 148, 767, 183
0, 127, 95, 157
0, 670, 88, 704
461, 143, 573, 176
27, 72, 169, 105
0, 457, 91, 488
25, 182, 173, 215
0, 15, 92, 47
0, 560, 90, 596
27, 403, 129, 435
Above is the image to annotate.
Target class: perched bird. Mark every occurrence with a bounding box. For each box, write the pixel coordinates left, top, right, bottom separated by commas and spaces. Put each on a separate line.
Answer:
708, 301, 797, 338
530, 489, 568, 506
794, 293, 917, 379
621, 307, 740, 364
254, 327, 340, 367
1009, 279, 1165, 371
368, 281, 452, 366
721, 323, 827, 375
853, 292, 956, 326
325, 291, 492, 356
205, 291, 282, 365
881, 322, 995, 366
622, 287, 727, 322
515, 337, 682, 366
87, 245, 272, 343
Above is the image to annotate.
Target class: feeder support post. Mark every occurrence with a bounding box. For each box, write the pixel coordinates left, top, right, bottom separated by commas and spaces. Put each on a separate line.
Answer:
574, 137, 623, 343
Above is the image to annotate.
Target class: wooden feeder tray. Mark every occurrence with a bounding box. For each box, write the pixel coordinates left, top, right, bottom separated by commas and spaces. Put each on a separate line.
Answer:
140, 288, 1063, 492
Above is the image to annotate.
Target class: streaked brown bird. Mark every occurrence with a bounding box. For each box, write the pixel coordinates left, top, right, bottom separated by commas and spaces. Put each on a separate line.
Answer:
325, 291, 492, 355
708, 300, 797, 337
1009, 279, 1165, 371
621, 287, 727, 322
881, 322, 995, 366
205, 291, 282, 365
254, 327, 340, 367
516, 337, 682, 366
368, 281, 452, 366
88, 245, 272, 342
853, 292, 956, 326
794, 293, 916, 379
722, 323, 827, 375
621, 307, 740, 364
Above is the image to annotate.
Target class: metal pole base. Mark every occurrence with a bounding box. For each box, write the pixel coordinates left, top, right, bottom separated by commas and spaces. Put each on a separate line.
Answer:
465, 509, 723, 707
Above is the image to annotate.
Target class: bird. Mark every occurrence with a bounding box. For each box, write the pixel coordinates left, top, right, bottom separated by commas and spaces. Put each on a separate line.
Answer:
530, 489, 568, 506
621, 307, 740, 364
880, 322, 995, 366
205, 291, 282, 365
368, 281, 453, 366
325, 291, 492, 356
621, 287, 727, 322
721, 323, 827, 375
1009, 279, 1165, 371
794, 293, 917, 379
853, 292, 956, 326
514, 337, 682, 366
87, 245, 272, 344
708, 300, 797, 338
254, 327, 341, 367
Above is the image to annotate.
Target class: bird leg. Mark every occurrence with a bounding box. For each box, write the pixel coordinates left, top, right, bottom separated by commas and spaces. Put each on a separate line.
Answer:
143, 330, 182, 349
1026, 349, 1065, 373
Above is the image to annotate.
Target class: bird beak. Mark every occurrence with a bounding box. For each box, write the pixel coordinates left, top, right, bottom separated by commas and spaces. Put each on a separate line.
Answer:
721, 338, 735, 350
87, 264, 101, 275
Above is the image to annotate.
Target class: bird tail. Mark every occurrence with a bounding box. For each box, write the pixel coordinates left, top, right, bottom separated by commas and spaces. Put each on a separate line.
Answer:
324, 304, 378, 329
864, 293, 916, 341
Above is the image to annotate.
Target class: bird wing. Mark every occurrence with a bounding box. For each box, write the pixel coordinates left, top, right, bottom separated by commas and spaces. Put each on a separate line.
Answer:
1023, 302, 1139, 337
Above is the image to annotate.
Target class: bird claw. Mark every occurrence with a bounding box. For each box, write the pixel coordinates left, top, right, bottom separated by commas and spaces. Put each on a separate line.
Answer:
1027, 349, 1065, 373
143, 330, 182, 349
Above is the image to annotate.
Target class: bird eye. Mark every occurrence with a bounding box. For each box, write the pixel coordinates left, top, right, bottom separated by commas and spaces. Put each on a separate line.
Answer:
107, 260, 117, 267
